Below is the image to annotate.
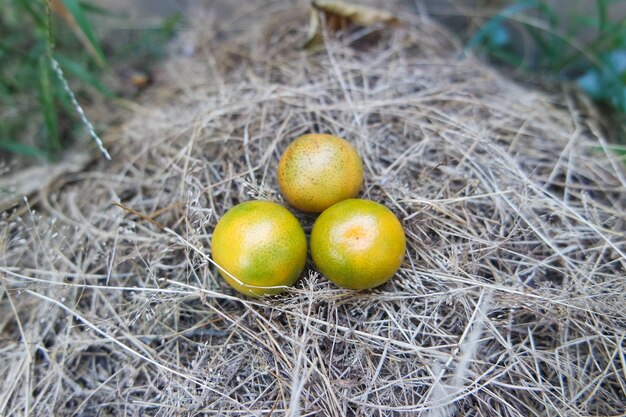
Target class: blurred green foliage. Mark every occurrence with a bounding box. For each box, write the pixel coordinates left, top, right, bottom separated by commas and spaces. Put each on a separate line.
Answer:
0, 0, 111, 159
466, 0, 626, 119
0, 0, 181, 161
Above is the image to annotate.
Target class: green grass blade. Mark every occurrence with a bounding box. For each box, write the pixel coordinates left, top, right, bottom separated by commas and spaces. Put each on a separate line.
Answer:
597, 0, 607, 33
490, 48, 525, 68
78, 1, 123, 17
49, 57, 111, 159
0, 140, 47, 158
14, 0, 46, 28
592, 144, 626, 161
555, 18, 626, 70
526, 25, 556, 67
54, 53, 114, 97
38, 55, 61, 154
61, 0, 107, 66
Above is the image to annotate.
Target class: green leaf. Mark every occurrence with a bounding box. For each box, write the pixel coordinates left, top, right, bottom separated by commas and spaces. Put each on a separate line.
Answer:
578, 69, 603, 99
38, 56, 61, 153
465, 2, 536, 52
606, 49, 626, 73
61, 0, 107, 66
578, 49, 626, 113
611, 86, 626, 112
487, 25, 511, 48
160, 12, 183, 37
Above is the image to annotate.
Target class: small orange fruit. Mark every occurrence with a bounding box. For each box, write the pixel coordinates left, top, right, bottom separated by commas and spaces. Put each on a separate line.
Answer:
310, 199, 406, 290
211, 200, 307, 297
277, 133, 363, 213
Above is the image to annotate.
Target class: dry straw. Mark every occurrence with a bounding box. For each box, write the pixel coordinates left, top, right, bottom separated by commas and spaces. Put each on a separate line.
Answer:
1, 2, 625, 416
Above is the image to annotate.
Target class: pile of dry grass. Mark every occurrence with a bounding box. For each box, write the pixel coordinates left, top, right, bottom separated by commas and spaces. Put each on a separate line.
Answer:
1, 1, 625, 415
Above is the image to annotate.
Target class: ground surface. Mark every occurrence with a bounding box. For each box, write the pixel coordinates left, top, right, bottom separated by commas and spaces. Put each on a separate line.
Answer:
1, 1, 625, 416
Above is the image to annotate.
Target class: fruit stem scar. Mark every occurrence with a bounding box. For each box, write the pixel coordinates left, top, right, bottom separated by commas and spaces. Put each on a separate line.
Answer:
344, 226, 365, 240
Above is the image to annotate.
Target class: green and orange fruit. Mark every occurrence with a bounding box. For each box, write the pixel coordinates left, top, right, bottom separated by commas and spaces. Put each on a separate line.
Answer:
277, 133, 363, 213
211, 200, 307, 297
310, 199, 406, 290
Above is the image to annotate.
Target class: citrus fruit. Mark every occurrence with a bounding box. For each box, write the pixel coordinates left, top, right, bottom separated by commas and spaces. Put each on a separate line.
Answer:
310, 199, 406, 290
277, 133, 363, 213
211, 200, 307, 297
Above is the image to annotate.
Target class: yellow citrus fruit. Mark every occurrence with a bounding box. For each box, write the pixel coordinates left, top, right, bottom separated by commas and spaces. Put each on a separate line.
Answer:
211, 200, 307, 297
277, 133, 363, 213
310, 199, 406, 290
